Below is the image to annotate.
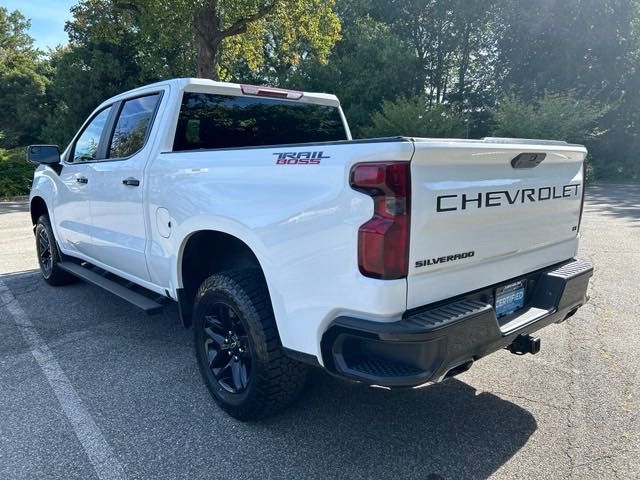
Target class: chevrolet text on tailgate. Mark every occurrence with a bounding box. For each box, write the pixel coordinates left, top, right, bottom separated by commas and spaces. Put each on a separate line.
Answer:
27, 78, 593, 420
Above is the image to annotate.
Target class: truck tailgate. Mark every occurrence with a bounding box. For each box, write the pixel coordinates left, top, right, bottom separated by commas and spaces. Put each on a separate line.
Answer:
407, 139, 586, 309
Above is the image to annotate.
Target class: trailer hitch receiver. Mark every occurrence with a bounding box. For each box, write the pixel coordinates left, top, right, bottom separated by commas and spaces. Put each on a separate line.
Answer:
507, 334, 541, 355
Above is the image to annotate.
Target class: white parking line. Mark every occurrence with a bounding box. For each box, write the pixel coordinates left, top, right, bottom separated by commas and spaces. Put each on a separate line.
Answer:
0, 279, 127, 480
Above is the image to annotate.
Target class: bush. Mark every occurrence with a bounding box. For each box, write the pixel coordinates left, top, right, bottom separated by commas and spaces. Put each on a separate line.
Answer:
493, 91, 606, 143
363, 96, 469, 138
0, 148, 35, 198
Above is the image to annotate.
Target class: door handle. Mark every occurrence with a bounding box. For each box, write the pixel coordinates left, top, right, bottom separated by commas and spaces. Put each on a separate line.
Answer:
76, 176, 88, 184
122, 177, 140, 187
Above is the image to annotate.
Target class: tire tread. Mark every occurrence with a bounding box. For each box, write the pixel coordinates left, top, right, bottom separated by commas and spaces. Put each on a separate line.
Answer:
36, 215, 76, 286
194, 269, 307, 420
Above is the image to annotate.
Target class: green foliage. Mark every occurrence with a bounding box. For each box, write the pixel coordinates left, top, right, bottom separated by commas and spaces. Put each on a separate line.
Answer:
69, 0, 196, 79
41, 43, 147, 147
0, 148, 34, 198
38, 0, 342, 146
119, 0, 341, 80
496, 0, 635, 104
287, 17, 415, 136
493, 92, 606, 143
220, 0, 342, 78
40, 0, 171, 148
1, 0, 640, 195
364, 97, 468, 138
0, 8, 49, 148
367, 0, 502, 106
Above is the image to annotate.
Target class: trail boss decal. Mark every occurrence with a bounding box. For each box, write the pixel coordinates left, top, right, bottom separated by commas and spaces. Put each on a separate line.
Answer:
415, 251, 475, 268
274, 151, 330, 165
436, 183, 581, 212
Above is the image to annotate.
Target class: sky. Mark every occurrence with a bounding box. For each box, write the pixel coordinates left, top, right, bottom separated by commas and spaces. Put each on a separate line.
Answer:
4, 0, 76, 50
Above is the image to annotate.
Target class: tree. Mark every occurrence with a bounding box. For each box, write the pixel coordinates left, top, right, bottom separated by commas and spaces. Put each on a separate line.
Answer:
364, 96, 468, 138
119, 0, 341, 80
287, 16, 416, 136
2, 0, 640, 192
495, 0, 640, 180
0, 8, 49, 148
67, 0, 195, 79
366, 0, 500, 107
496, 0, 637, 103
41, 0, 193, 146
41, 29, 149, 145
493, 92, 606, 143
199, 0, 341, 79
0, 148, 34, 198
586, 2, 640, 181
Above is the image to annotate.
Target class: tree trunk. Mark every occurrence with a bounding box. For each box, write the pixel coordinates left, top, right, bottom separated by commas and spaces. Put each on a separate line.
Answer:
457, 21, 471, 102
413, 24, 427, 97
192, 0, 276, 80
196, 34, 220, 79
434, 17, 445, 104
194, 0, 222, 80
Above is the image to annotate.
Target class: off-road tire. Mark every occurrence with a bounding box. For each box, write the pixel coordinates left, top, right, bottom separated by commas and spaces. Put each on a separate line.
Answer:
35, 215, 76, 286
193, 269, 308, 420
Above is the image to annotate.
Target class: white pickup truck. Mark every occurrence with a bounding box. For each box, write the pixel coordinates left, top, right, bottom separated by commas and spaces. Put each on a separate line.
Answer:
28, 78, 593, 420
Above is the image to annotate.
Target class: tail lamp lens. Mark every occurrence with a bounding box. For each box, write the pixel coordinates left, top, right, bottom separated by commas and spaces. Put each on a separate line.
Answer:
350, 162, 410, 280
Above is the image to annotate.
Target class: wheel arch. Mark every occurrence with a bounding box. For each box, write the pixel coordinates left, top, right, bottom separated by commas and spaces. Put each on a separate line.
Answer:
30, 195, 49, 226
176, 229, 269, 328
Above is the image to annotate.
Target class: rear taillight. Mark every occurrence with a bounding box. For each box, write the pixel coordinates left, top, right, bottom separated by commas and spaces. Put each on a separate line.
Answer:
350, 162, 411, 280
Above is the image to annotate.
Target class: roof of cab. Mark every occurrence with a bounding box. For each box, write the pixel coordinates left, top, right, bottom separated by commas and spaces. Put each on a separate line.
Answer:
100, 77, 341, 108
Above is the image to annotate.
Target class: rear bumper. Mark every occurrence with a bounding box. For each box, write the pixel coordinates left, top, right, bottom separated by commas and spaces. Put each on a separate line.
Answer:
320, 258, 593, 387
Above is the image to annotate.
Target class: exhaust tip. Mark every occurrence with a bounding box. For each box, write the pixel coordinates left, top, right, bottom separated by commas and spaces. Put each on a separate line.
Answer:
443, 360, 474, 379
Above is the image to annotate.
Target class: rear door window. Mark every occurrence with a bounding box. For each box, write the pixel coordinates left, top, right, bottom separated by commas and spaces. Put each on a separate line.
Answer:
109, 94, 161, 159
173, 93, 347, 151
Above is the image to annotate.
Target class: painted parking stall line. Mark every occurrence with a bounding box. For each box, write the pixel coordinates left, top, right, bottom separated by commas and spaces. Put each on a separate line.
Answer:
0, 279, 127, 480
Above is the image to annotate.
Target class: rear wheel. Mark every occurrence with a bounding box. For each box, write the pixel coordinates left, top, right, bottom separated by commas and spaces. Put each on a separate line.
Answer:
193, 269, 307, 420
35, 215, 75, 286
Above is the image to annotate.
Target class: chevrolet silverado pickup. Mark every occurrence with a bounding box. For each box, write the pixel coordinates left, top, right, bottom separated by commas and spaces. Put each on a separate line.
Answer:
27, 78, 593, 420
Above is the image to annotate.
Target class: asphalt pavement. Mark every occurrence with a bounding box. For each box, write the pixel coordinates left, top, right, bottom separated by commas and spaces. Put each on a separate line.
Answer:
0, 185, 638, 479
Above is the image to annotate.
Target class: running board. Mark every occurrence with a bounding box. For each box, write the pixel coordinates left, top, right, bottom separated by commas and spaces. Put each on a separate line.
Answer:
58, 262, 164, 314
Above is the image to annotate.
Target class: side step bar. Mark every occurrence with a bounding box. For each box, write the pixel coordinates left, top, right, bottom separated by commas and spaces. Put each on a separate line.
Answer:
58, 262, 164, 314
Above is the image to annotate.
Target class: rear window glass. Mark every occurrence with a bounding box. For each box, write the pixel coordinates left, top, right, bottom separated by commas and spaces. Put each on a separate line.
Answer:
109, 94, 160, 158
173, 92, 346, 151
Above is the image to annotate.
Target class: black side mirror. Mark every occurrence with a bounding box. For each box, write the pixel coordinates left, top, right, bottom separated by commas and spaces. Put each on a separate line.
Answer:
27, 145, 61, 165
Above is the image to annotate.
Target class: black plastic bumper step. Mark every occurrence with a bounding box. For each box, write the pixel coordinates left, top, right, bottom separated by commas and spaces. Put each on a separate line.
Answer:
349, 357, 423, 378
58, 262, 164, 314
322, 258, 593, 387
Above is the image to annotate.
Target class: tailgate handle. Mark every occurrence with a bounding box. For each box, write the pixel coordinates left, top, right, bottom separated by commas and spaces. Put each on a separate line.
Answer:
511, 152, 546, 169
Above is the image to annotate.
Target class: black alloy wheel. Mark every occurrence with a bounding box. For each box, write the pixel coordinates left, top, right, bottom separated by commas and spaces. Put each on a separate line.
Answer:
193, 270, 308, 420
34, 215, 76, 286
37, 227, 53, 277
202, 302, 251, 393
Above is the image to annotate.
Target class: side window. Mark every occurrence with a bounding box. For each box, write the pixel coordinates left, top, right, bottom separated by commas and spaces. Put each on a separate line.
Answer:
72, 106, 112, 163
109, 94, 160, 159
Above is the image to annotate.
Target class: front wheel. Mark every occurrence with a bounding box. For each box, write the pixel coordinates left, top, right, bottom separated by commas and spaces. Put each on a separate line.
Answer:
34, 215, 76, 286
193, 269, 307, 420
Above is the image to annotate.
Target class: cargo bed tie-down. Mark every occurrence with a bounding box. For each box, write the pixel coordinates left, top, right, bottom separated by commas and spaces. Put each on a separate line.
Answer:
321, 259, 593, 387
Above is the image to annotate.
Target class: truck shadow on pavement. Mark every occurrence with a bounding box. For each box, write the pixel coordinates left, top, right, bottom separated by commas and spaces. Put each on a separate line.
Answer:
586, 184, 640, 226
260, 370, 537, 479
0, 271, 537, 480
